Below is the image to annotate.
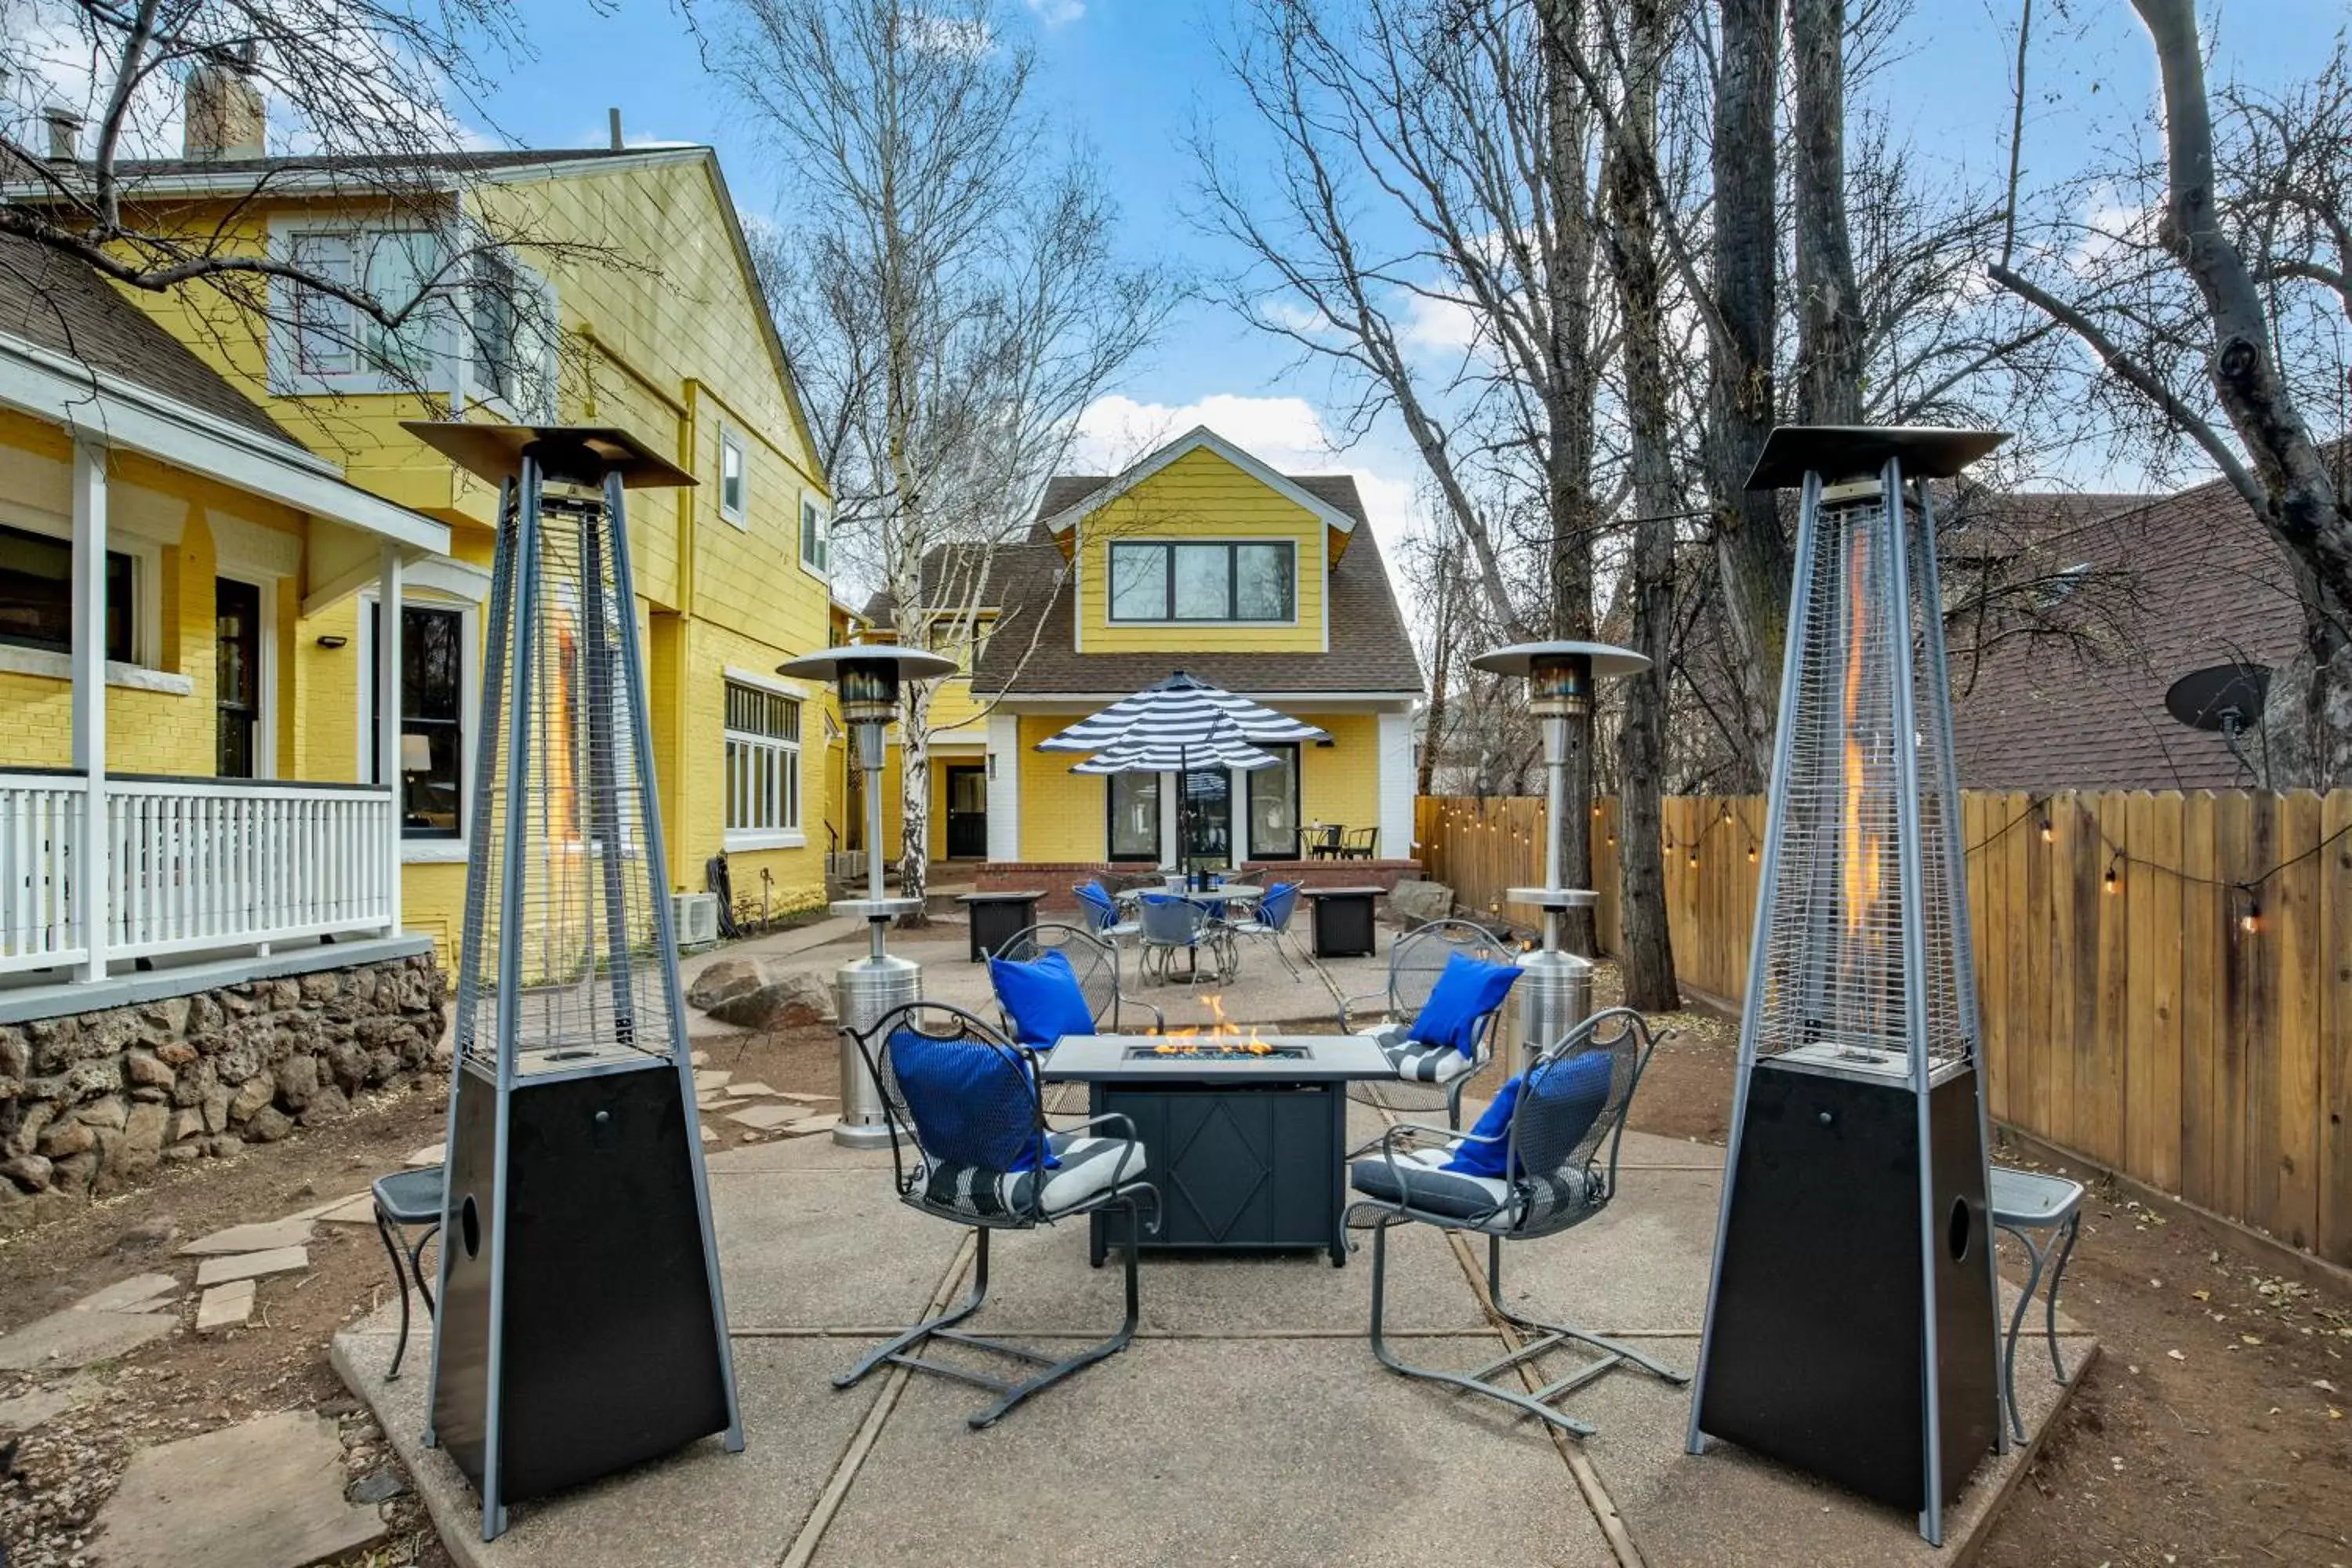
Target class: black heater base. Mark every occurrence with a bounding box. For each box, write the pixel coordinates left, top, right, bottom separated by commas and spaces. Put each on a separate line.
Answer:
433, 1058, 732, 1505
1696, 1060, 2000, 1513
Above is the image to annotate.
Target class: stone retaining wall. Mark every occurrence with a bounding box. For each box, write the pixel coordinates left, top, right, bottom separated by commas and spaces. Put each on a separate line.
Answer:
0, 953, 445, 1229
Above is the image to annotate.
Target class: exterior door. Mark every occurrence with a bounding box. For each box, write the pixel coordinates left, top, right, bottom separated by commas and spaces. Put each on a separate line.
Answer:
1181, 767, 1232, 870
215, 578, 262, 778
944, 765, 989, 858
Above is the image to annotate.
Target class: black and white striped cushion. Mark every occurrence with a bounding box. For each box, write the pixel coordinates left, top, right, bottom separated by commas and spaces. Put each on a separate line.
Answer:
920, 1133, 1147, 1221
1358, 1023, 1477, 1084
1349, 1148, 1515, 1224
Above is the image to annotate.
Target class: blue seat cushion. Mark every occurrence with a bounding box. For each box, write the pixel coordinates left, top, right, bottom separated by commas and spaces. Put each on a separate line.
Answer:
888, 1027, 1050, 1173
1443, 1049, 1613, 1178
988, 949, 1097, 1047
1406, 953, 1520, 1057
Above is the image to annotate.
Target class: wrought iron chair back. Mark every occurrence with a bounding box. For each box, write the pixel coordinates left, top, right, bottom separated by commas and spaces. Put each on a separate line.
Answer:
989, 921, 1163, 1035
1501, 1007, 1656, 1237
851, 1000, 1047, 1222
1342, 916, 1512, 1125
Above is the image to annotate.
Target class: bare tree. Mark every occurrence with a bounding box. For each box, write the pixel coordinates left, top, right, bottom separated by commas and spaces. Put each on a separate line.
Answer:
1989, 0, 2352, 786
1788, 0, 1864, 424
727, 0, 1174, 916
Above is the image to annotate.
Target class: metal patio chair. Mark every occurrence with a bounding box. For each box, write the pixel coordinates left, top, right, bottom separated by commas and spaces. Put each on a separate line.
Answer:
1346, 1007, 1690, 1437
991, 921, 1164, 1036
369, 1165, 444, 1380
1136, 894, 1232, 985
1340, 826, 1380, 859
1224, 880, 1305, 979
834, 1001, 1161, 1428
1341, 917, 1512, 1129
1073, 880, 1142, 956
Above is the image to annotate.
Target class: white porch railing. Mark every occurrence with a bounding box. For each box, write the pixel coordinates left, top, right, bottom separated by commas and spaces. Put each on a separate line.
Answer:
0, 770, 397, 976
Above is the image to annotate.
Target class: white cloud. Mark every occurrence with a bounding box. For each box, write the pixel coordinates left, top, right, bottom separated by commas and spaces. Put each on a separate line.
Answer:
1393, 288, 1482, 358
1026, 0, 1086, 24
907, 13, 996, 57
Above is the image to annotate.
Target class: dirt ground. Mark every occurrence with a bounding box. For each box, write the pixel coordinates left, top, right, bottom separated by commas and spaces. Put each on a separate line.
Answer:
1, 956, 2344, 1567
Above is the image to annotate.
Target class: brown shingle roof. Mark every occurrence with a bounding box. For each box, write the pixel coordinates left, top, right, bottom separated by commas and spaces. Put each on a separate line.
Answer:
1947, 472, 2321, 790
967, 472, 1423, 697
0, 232, 298, 446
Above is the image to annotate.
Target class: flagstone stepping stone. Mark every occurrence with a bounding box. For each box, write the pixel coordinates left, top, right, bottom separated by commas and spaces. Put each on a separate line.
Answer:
694, 1069, 733, 1092
314, 1194, 379, 1225
179, 1218, 314, 1256
691, 1049, 710, 1067
286, 1192, 371, 1221
194, 1246, 308, 1289
699, 1126, 718, 1145
0, 1308, 175, 1372
784, 1116, 840, 1137
725, 1103, 797, 1133
0, 1377, 100, 1433
728, 1080, 780, 1097
405, 1143, 443, 1167
70, 1274, 178, 1314
775, 1091, 836, 1104
90, 1410, 386, 1568
196, 1279, 256, 1332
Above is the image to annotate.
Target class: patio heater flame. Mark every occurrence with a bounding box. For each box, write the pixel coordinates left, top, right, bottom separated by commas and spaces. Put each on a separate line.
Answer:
1686, 426, 2009, 1548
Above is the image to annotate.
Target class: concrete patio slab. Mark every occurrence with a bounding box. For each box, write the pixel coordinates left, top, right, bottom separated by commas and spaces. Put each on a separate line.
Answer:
1617, 1130, 1728, 1168
710, 1170, 965, 1331
1486, 1168, 1724, 1334
1537, 1333, 2096, 1566
809, 1335, 1619, 1567
337, 1329, 886, 1566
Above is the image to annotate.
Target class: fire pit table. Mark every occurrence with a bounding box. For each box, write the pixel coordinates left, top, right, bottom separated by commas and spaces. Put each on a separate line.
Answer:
1040, 1033, 1396, 1267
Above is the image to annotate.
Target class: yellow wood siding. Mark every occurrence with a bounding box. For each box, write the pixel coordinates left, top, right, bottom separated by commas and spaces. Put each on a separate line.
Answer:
1073, 447, 1327, 654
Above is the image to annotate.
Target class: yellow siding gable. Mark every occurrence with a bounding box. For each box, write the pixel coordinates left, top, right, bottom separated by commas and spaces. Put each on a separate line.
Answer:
1072, 446, 1327, 655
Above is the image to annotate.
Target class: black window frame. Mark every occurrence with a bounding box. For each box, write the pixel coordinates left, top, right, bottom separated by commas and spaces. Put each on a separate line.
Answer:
1246, 742, 1301, 860
368, 601, 466, 841
1105, 771, 1161, 862
1105, 540, 1297, 623
0, 522, 136, 663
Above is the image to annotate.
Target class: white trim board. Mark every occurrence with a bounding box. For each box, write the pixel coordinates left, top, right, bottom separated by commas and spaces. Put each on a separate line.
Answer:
1035, 426, 1359, 539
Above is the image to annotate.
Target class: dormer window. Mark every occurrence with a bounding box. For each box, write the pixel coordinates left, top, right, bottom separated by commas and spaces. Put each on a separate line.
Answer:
1109, 541, 1295, 623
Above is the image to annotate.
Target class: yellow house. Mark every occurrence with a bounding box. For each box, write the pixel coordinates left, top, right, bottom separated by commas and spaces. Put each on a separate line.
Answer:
7, 130, 843, 957
902, 427, 1425, 880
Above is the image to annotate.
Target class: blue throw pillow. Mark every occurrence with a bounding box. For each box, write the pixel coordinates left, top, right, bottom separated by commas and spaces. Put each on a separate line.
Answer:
988, 949, 1097, 1047
887, 1029, 1051, 1172
1443, 1074, 1523, 1178
1407, 953, 1521, 1057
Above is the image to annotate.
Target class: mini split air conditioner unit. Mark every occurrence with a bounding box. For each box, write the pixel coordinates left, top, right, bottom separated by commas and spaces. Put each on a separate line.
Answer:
671, 892, 720, 950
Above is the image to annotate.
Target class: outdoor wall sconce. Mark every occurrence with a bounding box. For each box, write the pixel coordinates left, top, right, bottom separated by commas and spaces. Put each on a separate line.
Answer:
314, 633, 348, 649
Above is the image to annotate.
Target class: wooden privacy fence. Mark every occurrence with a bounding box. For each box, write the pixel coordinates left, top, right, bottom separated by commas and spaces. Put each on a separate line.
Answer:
1414, 789, 2352, 1267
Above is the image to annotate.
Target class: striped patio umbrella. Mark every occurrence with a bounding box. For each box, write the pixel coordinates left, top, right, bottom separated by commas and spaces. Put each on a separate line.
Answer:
1036, 672, 1327, 873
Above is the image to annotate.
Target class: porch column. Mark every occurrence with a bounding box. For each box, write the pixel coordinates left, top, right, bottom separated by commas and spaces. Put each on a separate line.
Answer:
984, 713, 1020, 860
71, 441, 108, 982
376, 545, 404, 935
1377, 708, 1414, 865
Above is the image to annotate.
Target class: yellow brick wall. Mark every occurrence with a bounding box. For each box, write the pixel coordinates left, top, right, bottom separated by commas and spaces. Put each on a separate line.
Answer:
1073, 447, 1329, 655
1298, 713, 1380, 840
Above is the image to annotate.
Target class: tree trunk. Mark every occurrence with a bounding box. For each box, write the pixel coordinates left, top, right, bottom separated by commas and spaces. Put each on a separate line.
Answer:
1708, 0, 1790, 788
1418, 564, 1457, 797
1601, 0, 1681, 1012
898, 677, 933, 924
2132, 0, 2352, 787
1789, 0, 1865, 426
1536, 0, 1602, 953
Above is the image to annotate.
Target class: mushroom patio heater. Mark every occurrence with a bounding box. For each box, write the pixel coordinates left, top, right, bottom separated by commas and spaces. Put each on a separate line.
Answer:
775, 644, 956, 1149
405, 423, 741, 1542
1465, 641, 1647, 1072
1685, 426, 2007, 1545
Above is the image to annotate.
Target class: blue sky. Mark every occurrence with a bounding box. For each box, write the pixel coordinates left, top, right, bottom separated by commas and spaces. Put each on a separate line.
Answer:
477, 0, 2346, 546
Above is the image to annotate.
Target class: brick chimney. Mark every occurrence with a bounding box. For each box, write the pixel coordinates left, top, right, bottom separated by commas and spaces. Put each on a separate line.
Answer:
183, 48, 264, 162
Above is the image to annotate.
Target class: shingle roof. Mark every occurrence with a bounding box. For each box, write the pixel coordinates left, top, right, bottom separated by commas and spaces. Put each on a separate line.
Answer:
964, 472, 1424, 698
1947, 471, 2322, 791
93, 147, 664, 183
0, 231, 299, 446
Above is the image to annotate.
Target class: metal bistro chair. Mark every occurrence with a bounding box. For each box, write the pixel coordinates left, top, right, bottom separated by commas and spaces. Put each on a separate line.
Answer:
1224, 879, 1305, 979
1342, 918, 1511, 1129
1073, 880, 1142, 957
1305, 824, 1344, 860
370, 1165, 445, 1380
834, 1001, 1161, 1427
1341, 826, 1381, 860
1988, 1164, 2086, 1443
1346, 1007, 1690, 1437
991, 922, 1165, 1037
1136, 894, 1232, 985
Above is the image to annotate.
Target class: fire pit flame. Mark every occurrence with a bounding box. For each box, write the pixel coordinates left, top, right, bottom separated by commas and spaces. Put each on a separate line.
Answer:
1151, 993, 1282, 1056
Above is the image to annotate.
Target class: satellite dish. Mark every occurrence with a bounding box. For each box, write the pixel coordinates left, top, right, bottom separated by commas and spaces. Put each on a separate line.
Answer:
2165, 662, 2270, 733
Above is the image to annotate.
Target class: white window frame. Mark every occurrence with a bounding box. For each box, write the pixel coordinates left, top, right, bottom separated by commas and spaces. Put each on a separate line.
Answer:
459, 249, 559, 421
356, 585, 481, 864
722, 667, 806, 851
719, 428, 750, 529
267, 220, 454, 397
0, 496, 177, 691
1105, 538, 1301, 626
799, 495, 830, 580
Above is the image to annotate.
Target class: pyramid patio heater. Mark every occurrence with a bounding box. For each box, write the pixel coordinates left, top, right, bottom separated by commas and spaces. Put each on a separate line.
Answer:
405, 423, 742, 1541
1685, 426, 2007, 1545
775, 643, 956, 1149
1465, 641, 1647, 1072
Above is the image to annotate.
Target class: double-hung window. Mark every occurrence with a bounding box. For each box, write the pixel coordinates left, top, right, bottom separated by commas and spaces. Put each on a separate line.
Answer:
280, 227, 445, 391
368, 603, 466, 841
1107, 541, 1295, 622
720, 431, 749, 527
724, 681, 802, 845
466, 249, 557, 418
800, 497, 830, 575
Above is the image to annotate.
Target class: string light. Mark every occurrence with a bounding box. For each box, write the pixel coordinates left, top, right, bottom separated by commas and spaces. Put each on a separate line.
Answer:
2038, 816, 2053, 844
2103, 851, 2122, 895
1748, 846, 1758, 864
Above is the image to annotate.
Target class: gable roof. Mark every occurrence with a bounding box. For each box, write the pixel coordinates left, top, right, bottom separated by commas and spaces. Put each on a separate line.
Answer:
962, 472, 1421, 699
1033, 426, 1359, 539
0, 231, 298, 447
1947, 470, 2321, 791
